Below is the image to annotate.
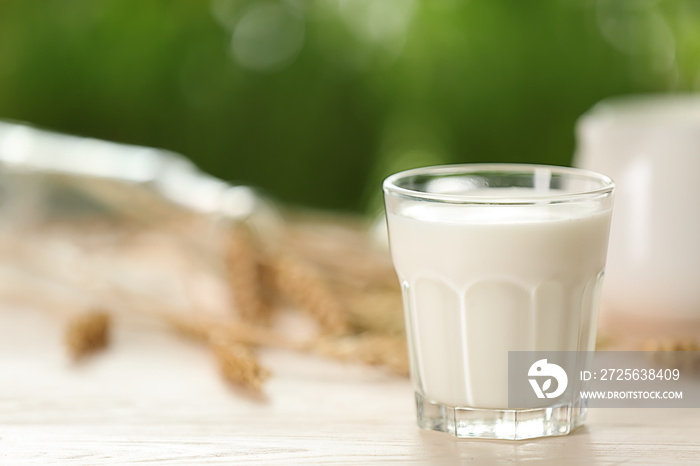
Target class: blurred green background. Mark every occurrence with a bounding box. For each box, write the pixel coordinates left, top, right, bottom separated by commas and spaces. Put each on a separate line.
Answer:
0, 0, 698, 213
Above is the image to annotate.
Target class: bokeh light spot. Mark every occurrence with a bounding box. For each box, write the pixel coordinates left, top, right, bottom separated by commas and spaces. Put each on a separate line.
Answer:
338, 0, 416, 46
231, 3, 305, 72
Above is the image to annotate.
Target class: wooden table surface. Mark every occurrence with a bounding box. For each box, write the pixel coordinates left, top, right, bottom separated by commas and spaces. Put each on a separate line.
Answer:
2, 304, 699, 465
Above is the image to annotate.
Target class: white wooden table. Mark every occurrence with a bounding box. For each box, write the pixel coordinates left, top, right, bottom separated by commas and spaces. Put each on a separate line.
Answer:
2, 305, 699, 465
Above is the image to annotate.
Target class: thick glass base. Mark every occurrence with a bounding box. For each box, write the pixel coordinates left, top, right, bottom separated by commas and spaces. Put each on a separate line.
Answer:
415, 392, 587, 440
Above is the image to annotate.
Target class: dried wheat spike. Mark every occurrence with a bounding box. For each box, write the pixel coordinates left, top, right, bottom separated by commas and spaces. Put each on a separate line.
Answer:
595, 333, 613, 350
166, 314, 211, 342
315, 334, 409, 376
267, 254, 349, 336
65, 311, 110, 360
210, 339, 270, 392
344, 289, 405, 336
165, 313, 305, 350
226, 223, 273, 325
163, 314, 273, 391
280, 223, 398, 290
643, 338, 700, 373
642, 338, 700, 352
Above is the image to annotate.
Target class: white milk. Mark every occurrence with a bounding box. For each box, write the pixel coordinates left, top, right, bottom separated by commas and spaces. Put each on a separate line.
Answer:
387, 194, 612, 409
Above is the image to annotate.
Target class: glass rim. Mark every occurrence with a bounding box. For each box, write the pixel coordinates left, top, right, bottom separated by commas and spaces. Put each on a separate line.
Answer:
382, 163, 615, 205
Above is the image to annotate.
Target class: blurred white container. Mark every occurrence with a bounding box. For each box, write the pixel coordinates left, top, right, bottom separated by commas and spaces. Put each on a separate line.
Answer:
575, 94, 700, 321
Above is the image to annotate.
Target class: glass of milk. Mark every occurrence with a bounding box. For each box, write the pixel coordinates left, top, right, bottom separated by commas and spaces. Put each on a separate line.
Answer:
383, 164, 614, 440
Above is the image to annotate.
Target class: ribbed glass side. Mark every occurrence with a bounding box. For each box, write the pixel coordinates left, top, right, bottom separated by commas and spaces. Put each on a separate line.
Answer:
402, 272, 603, 439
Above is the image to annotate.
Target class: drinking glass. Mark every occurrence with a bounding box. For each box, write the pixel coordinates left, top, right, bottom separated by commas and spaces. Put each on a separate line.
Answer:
383, 164, 614, 439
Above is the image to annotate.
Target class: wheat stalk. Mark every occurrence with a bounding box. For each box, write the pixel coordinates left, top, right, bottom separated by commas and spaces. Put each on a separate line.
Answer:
225, 224, 274, 325
64, 311, 111, 361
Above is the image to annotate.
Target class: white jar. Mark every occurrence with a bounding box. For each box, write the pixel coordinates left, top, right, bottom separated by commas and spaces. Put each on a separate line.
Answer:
575, 95, 700, 321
